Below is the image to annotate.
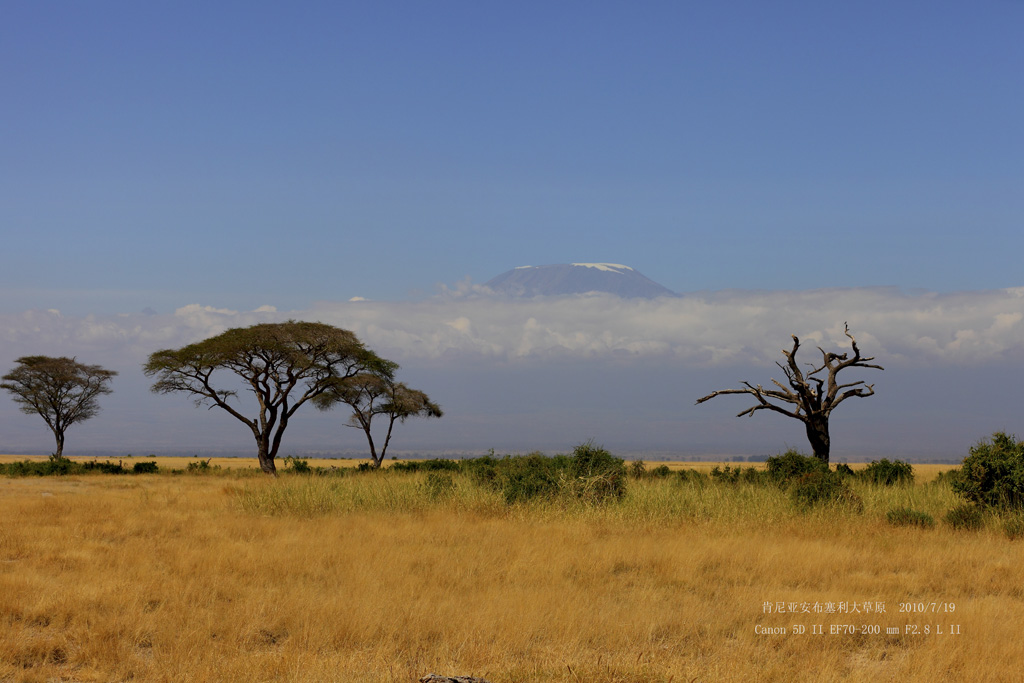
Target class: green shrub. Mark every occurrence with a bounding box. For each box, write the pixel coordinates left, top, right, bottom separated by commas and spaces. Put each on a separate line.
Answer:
834, 463, 855, 477
766, 449, 827, 484
0, 458, 79, 476
710, 465, 739, 483
462, 456, 498, 487
675, 468, 709, 485
860, 458, 914, 485
132, 461, 159, 474
423, 472, 456, 499
500, 463, 561, 503
81, 460, 126, 474
952, 432, 1024, 509
391, 458, 461, 472
944, 504, 984, 531
283, 456, 312, 474
1002, 515, 1024, 540
886, 508, 935, 529
628, 460, 671, 479
460, 452, 562, 503
0, 457, 142, 476
648, 464, 672, 478
789, 470, 860, 510
567, 442, 627, 503
186, 458, 220, 474
711, 465, 765, 485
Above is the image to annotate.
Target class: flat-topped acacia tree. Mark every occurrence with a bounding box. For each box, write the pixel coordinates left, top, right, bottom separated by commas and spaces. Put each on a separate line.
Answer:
314, 360, 443, 468
1, 356, 117, 458
695, 324, 883, 464
144, 321, 383, 474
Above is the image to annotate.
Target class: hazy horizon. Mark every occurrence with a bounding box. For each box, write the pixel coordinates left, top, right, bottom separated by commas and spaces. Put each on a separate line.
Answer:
3, 283, 1022, 464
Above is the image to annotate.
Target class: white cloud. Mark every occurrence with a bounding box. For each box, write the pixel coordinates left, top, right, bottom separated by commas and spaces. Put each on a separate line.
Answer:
307, 287, 1024, 366
2, 287, 1023, 369
3, 288, 1022, 459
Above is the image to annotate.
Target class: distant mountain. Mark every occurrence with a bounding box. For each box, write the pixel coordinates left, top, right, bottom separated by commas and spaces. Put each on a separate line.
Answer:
484, 263, 677, 299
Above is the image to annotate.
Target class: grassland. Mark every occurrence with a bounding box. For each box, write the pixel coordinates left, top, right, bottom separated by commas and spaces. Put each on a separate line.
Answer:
1, 462, 1022, 682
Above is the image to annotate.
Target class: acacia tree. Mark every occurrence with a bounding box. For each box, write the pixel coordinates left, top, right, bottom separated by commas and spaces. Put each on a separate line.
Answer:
144, 321, 381, 474
1, 356, 117, 458
314, 362, 443, 468
695, 324, 883, 464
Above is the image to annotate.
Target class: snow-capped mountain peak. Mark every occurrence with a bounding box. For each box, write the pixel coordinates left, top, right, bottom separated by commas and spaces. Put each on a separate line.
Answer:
484, 263, 676, 299
570, 263, 634, 273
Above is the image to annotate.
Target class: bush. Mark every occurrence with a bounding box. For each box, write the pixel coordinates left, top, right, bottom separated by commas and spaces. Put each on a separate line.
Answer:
934, 468, 962, 486
886, 508, 935, 529
1002, 515, 1024, 540
81, 460, 126, 474
711, 465, 765, 485
710, 465, 739, 483
944, 504, 985, 531
0, 458, 78, 476
627, 461, 672, 479
186, 458, 220, 474
952, 432, 1024, 509
766, 449, 827, 484
789, 470, 860, 510
860, 458, 914, 485
834, 463, 855, 477
497, 454, 562, 504
423, 472, 456, 499
648, 464, 672, 478
283, 456, 311, 474
567, 442, 627, 503
0, 457, 151, 476
391, 458, 462, 472
675, 468, 709, 485
132, 461, 159, 474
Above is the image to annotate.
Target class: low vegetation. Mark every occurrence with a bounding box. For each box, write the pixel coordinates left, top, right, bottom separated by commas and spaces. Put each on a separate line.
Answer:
950, 431, 1024, 509
0, 455, 158, 477
3, 434, 1024, 681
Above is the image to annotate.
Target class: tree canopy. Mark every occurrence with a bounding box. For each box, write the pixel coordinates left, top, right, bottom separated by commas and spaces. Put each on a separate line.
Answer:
315, 361, 443, 468
143, 320, 381, 473
1, 356, 117, 458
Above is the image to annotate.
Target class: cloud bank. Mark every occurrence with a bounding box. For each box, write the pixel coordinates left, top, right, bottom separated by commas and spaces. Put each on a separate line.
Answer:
3, 286, 1023, 368
2, 286, 1022, 460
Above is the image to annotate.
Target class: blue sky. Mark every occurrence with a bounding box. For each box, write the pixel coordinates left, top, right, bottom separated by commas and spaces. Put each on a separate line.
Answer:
2, 2, 1023, 460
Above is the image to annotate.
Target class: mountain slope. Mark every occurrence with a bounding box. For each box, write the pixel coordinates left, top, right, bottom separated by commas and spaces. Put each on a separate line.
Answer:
484, 263, 677, 298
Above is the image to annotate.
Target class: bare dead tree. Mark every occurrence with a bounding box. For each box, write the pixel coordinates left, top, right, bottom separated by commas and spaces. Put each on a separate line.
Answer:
695, 324, 883, 464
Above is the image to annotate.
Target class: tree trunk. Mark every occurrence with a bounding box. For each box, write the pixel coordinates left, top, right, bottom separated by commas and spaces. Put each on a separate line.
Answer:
54, 430, 65, 458
362, 425, 381, 469
804, 418, 831, 465
257, 436, 277, 475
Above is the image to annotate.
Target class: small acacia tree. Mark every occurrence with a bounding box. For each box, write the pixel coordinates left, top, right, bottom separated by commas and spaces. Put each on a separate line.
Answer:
696, 324, 883, 464
1, 356, 117, 458
314, 361, 442, 468
144, 321, 382, 474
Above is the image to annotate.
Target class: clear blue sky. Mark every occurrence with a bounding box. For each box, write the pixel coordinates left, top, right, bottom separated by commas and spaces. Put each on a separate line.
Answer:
3, 1, 1022, 314
2, 2, 1023, 461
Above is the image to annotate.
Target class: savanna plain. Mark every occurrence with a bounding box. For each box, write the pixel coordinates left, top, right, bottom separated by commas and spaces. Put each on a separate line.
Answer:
1, 456, 1022, 683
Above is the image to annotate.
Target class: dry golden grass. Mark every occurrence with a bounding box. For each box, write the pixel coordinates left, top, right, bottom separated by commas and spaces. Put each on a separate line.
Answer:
1, 470, 1021, 682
